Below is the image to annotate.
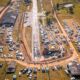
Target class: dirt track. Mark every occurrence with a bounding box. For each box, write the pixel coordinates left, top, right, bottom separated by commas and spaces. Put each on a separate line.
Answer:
0, 0, 80, 68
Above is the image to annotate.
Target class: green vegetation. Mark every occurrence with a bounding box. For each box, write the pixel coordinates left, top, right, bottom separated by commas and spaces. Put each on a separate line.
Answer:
53, 0, 80, 20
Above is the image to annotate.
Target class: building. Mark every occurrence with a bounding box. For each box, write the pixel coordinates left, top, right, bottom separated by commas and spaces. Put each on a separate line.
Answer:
0, 11, 18, 27
6, 61, 16, 73
67, 62, 80, 77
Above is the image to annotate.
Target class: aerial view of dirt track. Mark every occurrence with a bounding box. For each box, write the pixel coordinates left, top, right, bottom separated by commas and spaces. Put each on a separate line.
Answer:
0, 0, 80, 80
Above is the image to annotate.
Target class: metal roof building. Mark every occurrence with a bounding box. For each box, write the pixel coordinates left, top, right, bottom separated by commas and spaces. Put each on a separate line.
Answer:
64, 4, 74, 8
0, 11, 18, 27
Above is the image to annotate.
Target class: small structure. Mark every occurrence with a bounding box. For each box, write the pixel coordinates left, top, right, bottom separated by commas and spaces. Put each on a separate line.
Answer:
67, 62, 80, 77
13, 74, 17, 80
6, 61, 16, 73
64, 4, 74, 8
0, 11, 18, 27
48, 44, 59, 51
0, 46, 3, 53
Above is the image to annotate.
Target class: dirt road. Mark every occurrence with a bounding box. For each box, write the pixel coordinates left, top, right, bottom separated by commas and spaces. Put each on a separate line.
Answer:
0, 6, 9, 20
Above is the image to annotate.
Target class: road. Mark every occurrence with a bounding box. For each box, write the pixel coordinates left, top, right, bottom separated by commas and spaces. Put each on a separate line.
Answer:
0, 0, 80, 68
32, 0, 41, 61
0, 0, 17, 19
0, 6, 9, 20
54, 11, 80, 59
21, 15, 32, 61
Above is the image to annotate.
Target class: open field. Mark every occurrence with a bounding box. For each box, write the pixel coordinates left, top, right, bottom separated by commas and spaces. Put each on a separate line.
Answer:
52, 0, 77, 4
25, 27, 32, 52
42, 0, 52, 12
19, 1, 28, 12
0, 0, 10, 6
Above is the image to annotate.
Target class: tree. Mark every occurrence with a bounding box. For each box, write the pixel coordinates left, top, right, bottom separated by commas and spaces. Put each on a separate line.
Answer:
56, 3, 60, 10
45, 11, 50, 16
69, 7, 74, 14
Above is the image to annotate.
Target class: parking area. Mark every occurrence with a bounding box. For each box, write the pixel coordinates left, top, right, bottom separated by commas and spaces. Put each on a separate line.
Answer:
39, 17, 71, 61
62, 19, 80, 53
36, 0, 72, 61
0, 61, 71, 80
0, 0, 27, 62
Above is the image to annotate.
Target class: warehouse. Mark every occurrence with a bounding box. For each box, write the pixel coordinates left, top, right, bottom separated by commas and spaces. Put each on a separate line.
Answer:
0, 11, 18, 27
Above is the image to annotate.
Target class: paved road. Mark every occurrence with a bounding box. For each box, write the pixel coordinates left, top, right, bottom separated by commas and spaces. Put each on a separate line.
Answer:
32, 0, 40, 61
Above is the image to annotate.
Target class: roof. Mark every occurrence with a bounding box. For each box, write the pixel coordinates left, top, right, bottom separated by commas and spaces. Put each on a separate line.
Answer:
6, 61, 16, 73
64, 4, 73, 8
68, 63, 80, 76
0, 11, 18, 27
8, 61, 16, 68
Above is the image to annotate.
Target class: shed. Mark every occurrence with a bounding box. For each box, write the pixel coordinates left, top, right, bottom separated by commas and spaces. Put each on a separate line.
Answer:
64, 4, 74, 8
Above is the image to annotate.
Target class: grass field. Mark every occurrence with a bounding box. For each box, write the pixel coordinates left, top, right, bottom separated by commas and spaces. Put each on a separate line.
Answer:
25, 27, 32, 52
73, 3, 80, 21
52, 0, 77, 4
0, 0, 10, 6
19, 0, 32, 12
52, 0, 80, 21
